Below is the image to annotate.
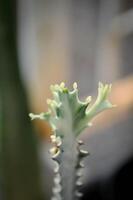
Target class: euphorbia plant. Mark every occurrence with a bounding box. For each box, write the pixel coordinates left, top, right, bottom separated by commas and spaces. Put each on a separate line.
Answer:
29, 82, 115, 200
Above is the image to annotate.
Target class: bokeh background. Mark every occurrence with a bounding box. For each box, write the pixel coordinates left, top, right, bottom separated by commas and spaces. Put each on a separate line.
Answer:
0, 0, 133, 200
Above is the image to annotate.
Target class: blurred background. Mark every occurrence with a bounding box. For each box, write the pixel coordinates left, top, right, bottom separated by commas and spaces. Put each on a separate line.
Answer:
0, 0, 133, 199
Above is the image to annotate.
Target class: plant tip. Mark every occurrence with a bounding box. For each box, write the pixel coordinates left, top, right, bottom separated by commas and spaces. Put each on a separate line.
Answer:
73, 82, 77, 90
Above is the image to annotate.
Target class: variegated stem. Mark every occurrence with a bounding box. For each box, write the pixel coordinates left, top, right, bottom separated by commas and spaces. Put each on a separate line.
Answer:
29, 82, 115, 200
51, 138, 89, 200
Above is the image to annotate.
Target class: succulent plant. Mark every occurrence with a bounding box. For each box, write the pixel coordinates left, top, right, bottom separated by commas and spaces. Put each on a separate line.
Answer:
29, 82, 115, 200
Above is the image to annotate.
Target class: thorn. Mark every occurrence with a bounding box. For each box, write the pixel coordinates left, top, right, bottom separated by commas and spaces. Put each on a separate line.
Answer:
76, 159, 85, 169
60, 82, 65, 88
109, 84, 112, 90
50, 135, 56, 142
49, 147, 59, 156
76, 169, 82, 177
75, 191, 83, 197
78, 140, 84, 145
76, 180, 83, 186
56, 136, 62, 147
79, 161, 84, 168
54, 174, 61, 184
50, 135, 62, 147
52, 151, 61, 164
29, 113, 36, 120
99, 82, 103, 88
29, 113, 45, 120
73, 82, 78, 90
52, 185, 62, 193
86, 96, 92, 103
79, 149, 89, 157
54, 163, 60, 173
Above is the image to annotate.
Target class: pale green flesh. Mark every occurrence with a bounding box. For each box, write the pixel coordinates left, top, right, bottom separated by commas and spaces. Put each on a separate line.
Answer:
29, 82, 115, 200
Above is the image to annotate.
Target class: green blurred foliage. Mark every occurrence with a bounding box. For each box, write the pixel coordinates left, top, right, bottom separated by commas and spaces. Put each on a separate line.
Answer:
0, 0, 44, 199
